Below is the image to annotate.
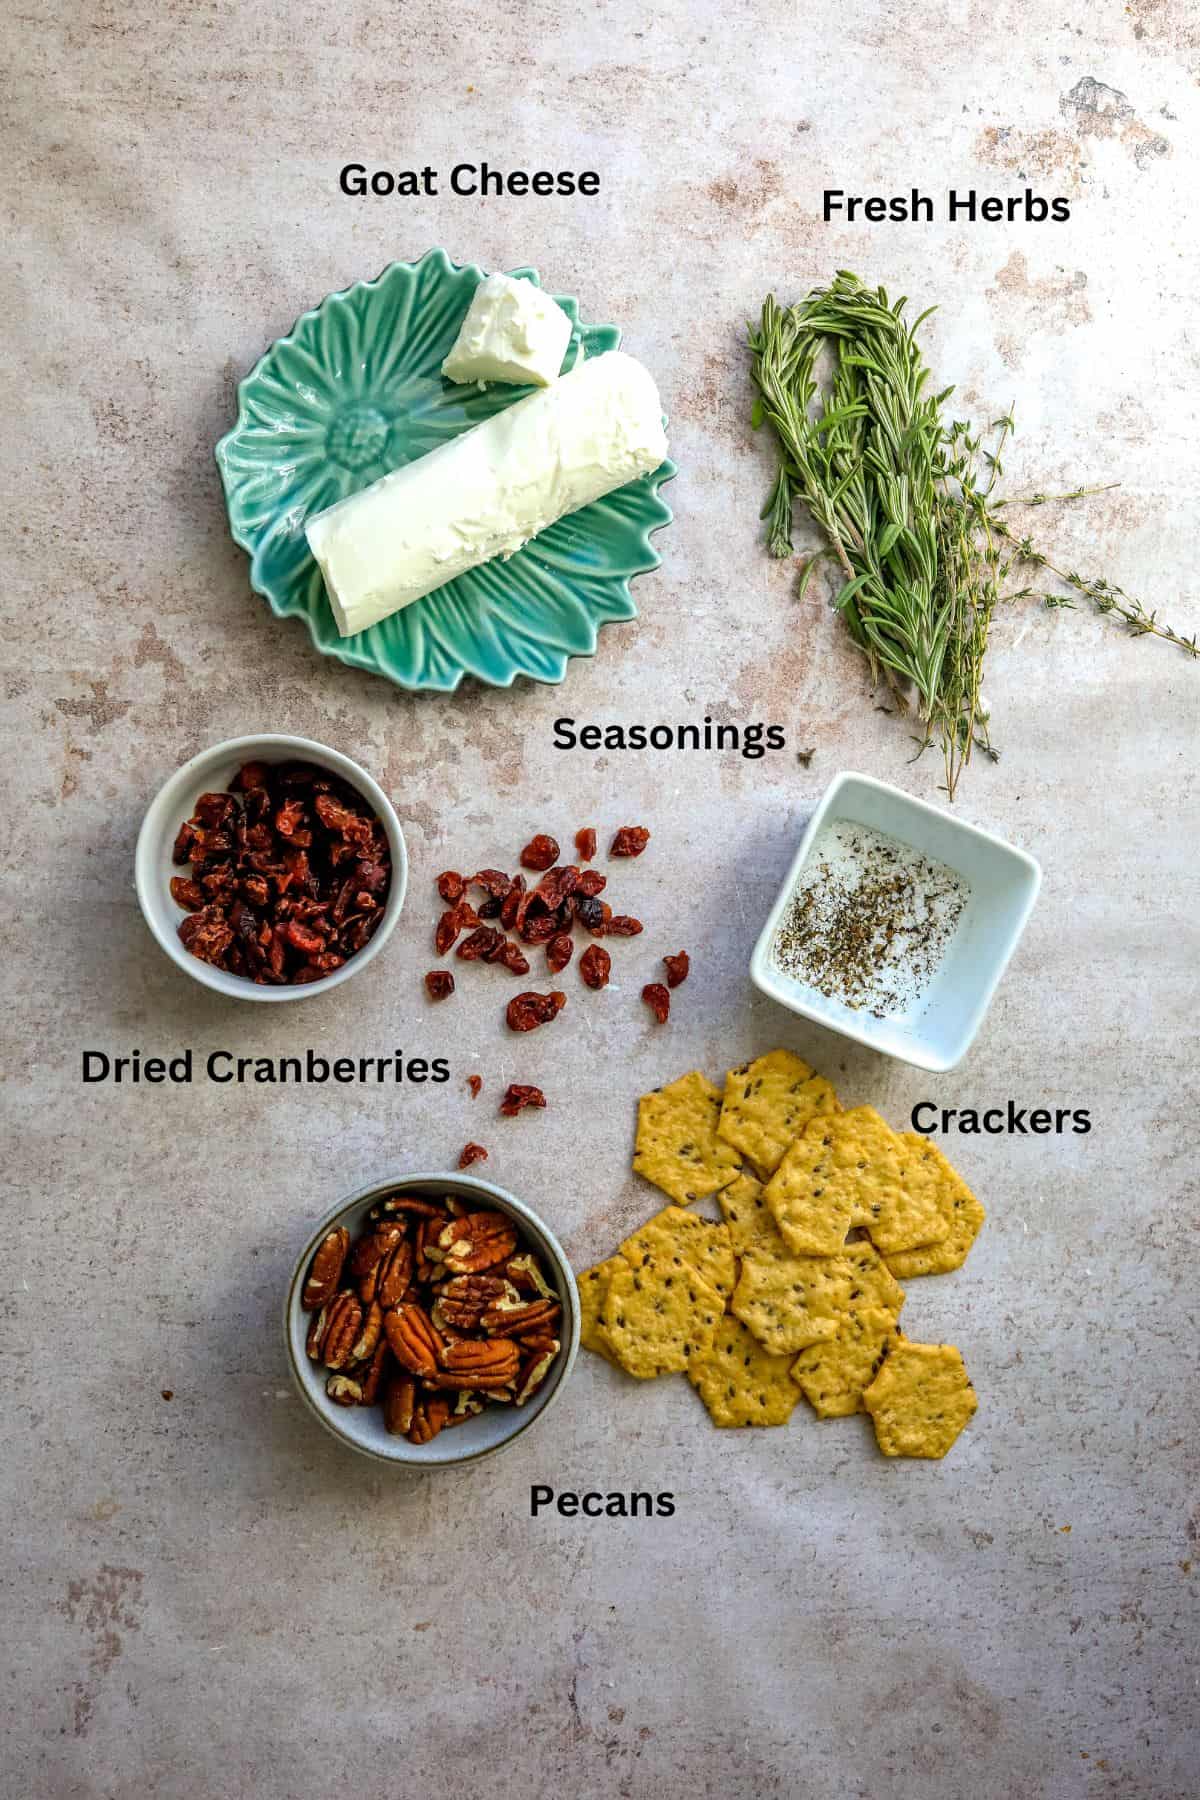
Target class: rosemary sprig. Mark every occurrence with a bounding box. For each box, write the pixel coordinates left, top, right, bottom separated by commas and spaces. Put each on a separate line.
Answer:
748, 273, 1197, 797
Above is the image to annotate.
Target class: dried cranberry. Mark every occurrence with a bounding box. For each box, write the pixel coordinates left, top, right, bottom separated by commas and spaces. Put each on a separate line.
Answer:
458, 1143, 489, 1169
519, 834, 560, 872
467, 1075, 483, 1099
506, 990, 567, 1032
575, 896, 611, 936
314, 792, 373, 846
574, 827, 597, 863
610, 826, 650, 858
435, 910, 461, 956
546, 932, 574, 973
498, 942, 530, 975
172, 821, 196, 864
232, 761, 269, 792
240, 873, 270, 908
476, 895, 503, 920
285, 919, 326, 957
579, 944, 611, 990
577, 869, 607, 897
274, 797, 306, 839
520, 911, 559, 945
356, 859, 389, 894
194, 792, 237, 827
178, 907, 234, 966
663, 951, 690, 988
169, 876, 205, 911
425, 970, 455, 1001
534, 865, 579, 911
307, 951, 345, 974
499, 875, 526, 931
642, 982, 670, 1023
471, 868, 514, 899
606, 915, 643, 937
499, 1084, 547, 1116
458, 926, 506, 962
436, 870, 465, 903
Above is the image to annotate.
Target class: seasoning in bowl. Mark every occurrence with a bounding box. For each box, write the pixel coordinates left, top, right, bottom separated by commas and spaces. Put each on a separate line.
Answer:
170, 760, 392, 985
772, 819, 969, 1018
302, 1194, 564, 1446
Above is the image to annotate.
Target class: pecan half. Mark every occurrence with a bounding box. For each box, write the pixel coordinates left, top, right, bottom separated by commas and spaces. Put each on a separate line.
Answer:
350, 1299, 384, 1364
326, 1373, 365, 1407
445, 1391, 486, 1426
515, 1339, 561, 1406
382, 1371, 416, 1437
302, 1226, 350, 1310
407, 1395, 452, 1445
438, 1337, 521, 1389
374, 1239, 414, 1310
480, 1296, 561, 1337
319, 1291, 363, 1370
438, 1210, 519, 1274
369, 1194, 443, 1222
431, 1275, 520, 1332
349, 1222, 404, 1287
383, 1301, 444, 1380
503, 1253, 555, 1299
305, 1302, 330, 1362
357, 1340, 390, 1406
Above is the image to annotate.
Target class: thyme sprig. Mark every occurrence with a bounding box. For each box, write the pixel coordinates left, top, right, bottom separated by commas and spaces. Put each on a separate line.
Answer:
749, 272, 1196, 797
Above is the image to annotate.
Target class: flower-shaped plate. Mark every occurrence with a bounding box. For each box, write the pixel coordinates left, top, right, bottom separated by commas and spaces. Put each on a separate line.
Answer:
215, 250, 675, 691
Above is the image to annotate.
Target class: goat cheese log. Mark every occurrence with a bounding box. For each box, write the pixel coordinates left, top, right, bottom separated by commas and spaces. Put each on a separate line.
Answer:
305, 350, 668, 638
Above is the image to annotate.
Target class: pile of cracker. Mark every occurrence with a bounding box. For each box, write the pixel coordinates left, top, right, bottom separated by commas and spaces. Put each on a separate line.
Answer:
579, 1050, 983, 1459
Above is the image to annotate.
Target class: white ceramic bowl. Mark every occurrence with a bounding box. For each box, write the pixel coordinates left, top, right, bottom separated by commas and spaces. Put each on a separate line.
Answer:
135, 734, 407, 1001
284, 1172, 580, 1467
751, 771, 1041, 1072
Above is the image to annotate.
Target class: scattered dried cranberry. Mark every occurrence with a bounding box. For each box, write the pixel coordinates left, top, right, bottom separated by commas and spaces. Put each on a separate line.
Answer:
663, 951, 690, 988
458, 1143, 489, 1169
576, 869, 607, 897
579, 944, 612, 990
533, 865, 579, 911
575, 896, 611, 935
545, 932, 574, 973
519, 834, 560, 872
458, 926, 507, 962
424, 970, 455, 1001
500, 876, 526, 930
500, 1084, 547, 1116
520, 911, 559, 946
642, 981, 670, 1023
574, 827, 597, 863
507, 990, 567, 1032
436, 870, 465, 903
471, 868, 514, 899
610, 826, 650, 858
467, 1075, 483, 1098
606, 915, 643, 937
498, 941, 531, 975
435, 910, 461, 956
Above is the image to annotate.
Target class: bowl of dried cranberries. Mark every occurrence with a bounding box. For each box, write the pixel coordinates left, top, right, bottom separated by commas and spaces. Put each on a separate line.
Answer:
135, 734, 407, 1000
284, 1171, 580, 1466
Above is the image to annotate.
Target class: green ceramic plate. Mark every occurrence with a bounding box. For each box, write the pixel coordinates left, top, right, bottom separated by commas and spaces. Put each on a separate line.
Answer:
214, 249, 675, 692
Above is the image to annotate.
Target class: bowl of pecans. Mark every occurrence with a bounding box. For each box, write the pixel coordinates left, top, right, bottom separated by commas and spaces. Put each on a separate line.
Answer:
135, 734, 407, 1000
285, 1172, 580, 1465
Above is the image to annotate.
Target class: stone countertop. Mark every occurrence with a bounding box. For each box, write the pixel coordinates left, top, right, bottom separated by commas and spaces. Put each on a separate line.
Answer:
2, 3, 1198, 1796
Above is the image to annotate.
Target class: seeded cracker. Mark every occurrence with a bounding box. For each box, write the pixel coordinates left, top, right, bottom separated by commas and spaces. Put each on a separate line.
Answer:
883, 1134, 986, 1277
792, 1305, 900, 1418
633, 1071, 742, 1206
689, 1315, 802, 1427
765, 1106, 948, 1256
732, 1249, 853, 1354
718, 1170, 791, 1258
842, 1237, 905, 1322
619, 1206, 737, 1301
862, 1340, 977, 1459
601, 1257, 724, 1379
717, 1049, 841, 1177
578, 1256, 627, 1364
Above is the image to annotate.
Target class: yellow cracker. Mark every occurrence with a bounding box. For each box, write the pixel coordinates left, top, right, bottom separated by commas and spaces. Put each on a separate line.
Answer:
718, 1050, 841, 1176
577, 1256, 626, 1364
601, 1256, 724, 1379
717, 1170, 791, 1258
632, 1071, 742, 1206
731, 1249, 853, 1355
842, 1237, 905, 1322
791, 1306, 900, 1418
765, 1106, 947, 1256
862, 1340, 978, 1459
620, 1206, 737, 1301
688, 1314, 802, 1427
883, 1134, 986, 1277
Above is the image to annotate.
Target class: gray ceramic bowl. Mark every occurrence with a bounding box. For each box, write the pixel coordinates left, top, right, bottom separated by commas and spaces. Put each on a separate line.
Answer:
284, 1172, 580, 1467
135, 733, 407, 1001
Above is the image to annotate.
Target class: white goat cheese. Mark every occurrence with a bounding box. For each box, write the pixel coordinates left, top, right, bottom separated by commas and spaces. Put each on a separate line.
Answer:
441, 272, 572, 387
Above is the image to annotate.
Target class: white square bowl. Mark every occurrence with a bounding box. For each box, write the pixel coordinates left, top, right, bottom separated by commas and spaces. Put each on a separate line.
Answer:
750, 772, 1041, 1072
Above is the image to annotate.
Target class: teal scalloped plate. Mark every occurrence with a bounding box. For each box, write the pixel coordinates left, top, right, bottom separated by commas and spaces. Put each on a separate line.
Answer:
214, 249, 675, 692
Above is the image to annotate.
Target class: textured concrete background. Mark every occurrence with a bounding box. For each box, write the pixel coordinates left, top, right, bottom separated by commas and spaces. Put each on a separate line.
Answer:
2, 1, 1198, 1795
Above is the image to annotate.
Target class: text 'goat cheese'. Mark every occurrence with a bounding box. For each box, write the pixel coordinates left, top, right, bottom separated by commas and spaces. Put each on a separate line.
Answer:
305, 350, 668, 638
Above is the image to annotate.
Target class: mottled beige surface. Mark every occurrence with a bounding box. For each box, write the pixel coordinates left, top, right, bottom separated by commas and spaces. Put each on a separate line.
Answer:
2, 2, 1199, 1796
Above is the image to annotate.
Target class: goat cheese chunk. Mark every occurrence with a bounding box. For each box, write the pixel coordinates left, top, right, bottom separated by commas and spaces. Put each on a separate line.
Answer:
441, 272, 572, 387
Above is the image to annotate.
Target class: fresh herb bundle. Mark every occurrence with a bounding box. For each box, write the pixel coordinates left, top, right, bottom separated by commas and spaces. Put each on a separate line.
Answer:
749, 271, 1196, 798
